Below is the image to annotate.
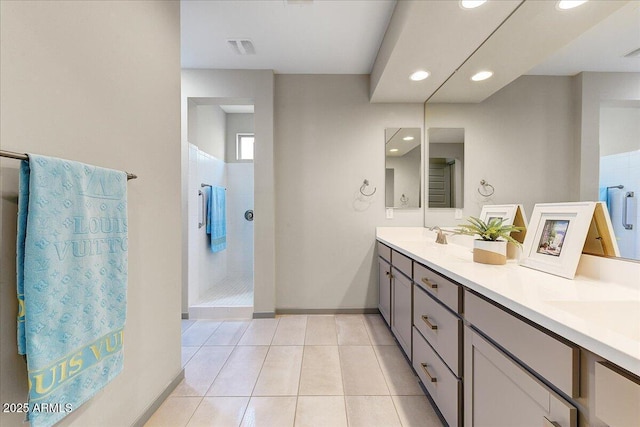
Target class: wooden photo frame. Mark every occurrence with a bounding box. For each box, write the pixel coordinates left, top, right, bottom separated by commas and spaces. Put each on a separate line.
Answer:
520, 202, 598, 279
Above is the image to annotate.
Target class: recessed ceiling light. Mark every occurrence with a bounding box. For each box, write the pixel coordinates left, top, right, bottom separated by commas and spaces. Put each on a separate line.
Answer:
403, 136, 414, 141
460, 0, 487, 9
471, 71, 493, 81
390, 149, 399, 152
557, 0, 588, 10
410, 70, 430, 81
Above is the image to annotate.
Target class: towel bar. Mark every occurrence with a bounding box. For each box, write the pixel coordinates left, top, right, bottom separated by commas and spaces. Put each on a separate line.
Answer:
0, 149, 137, 180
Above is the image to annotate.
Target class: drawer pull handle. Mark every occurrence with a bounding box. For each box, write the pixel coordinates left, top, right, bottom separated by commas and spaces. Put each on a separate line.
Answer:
420, 363, 437, 383
543, 417, 561, 427
421, 315, 437, 330
421, 277, 437, 289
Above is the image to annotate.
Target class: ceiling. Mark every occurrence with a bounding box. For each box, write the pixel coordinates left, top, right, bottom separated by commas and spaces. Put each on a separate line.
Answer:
181, 0, 640, 103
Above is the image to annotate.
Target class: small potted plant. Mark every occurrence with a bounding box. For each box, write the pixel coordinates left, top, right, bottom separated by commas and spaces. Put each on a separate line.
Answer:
455, 217, 524, 265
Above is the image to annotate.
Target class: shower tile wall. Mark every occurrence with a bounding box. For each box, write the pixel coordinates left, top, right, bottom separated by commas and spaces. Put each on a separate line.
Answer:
600, 149, 640, 259
188, 144, 227, 305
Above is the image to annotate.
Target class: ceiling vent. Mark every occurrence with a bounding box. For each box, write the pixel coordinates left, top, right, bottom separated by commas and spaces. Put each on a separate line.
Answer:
624, 47, 640, 58
227, 39, 256, 55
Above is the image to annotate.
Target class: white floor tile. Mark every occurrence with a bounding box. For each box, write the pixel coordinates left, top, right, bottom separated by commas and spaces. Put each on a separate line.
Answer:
272, 316, 307, 345
339, 346, 390, 396
336, 315, 371, 346
182, 320, 223, 346
253, 346, 303, 396
186, 397, 250, 427
304, 316, 337, 345
172, 346, 234, 396
294, 396, 347, 427
238, 318, 280, 346
298, 346, 343, 396
345, 396, 402, 427
240, 397, 297, 427
392, 395, 443, 426
374, 345, 423, 395
207, 346, 269, 397
144, 396, 201, 427
204, 321, 251, 346
362, 314, 396, 345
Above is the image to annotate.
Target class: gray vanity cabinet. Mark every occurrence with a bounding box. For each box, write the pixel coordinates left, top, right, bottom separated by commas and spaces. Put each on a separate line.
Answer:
377, 247, 391, 326
391, 251, 413, 358
464, 326, 577, 427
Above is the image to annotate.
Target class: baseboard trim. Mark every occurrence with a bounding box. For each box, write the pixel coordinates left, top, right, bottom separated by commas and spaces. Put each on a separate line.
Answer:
132, 368, 185, 427
253, 311, 276, 319
181, 312, 189, 319
276, 308, 380, 315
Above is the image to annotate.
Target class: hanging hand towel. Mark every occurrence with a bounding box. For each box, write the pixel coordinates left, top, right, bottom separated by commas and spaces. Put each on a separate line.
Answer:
207, 186, 227, 252
17, 154, 127, 427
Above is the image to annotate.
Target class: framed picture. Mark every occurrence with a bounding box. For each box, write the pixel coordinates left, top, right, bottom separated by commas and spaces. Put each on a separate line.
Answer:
520, 202, 598, 279
479, 204, 528, 244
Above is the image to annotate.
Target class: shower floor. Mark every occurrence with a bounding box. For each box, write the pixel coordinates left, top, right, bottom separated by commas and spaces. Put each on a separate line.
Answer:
193, 275, 253, 307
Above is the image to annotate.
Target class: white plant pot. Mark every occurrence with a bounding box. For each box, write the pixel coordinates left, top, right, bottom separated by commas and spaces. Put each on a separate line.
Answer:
473, 240, 507, 265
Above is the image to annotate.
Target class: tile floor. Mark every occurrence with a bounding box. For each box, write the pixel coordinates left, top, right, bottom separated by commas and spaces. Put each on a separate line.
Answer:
145, 314, 443, 427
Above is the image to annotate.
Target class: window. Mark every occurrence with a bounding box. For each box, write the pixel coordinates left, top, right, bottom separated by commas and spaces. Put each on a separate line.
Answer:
236, 133, 254, 161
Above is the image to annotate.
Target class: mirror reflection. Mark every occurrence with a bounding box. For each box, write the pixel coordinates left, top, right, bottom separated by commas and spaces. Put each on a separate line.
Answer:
598, 101, 639, 261
385, 128, 421, 209
428, 128, 464, 209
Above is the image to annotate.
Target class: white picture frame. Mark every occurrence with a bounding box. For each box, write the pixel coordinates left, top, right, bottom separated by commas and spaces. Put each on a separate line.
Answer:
479, 204, 528, 244
520, 202, 597, 279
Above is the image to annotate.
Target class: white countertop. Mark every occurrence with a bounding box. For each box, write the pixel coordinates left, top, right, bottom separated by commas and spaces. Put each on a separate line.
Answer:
376, 227, 640, 376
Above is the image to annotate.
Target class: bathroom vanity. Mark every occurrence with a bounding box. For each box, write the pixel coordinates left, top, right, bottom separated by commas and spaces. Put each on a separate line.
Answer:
377, 227, 640, 427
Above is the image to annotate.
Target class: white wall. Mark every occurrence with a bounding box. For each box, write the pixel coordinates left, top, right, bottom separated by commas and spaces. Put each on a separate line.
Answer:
226, 113, 255, 163
424, 75, 578, 225
195, 105, 226, 160
181, 70, 275, 316
227, 163, 254, 278
274, 74, 424, 310
0, 1, 181, 426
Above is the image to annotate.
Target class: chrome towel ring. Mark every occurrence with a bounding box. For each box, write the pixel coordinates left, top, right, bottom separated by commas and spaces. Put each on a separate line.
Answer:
360, 179, 376, 197
477, 179, 495, 197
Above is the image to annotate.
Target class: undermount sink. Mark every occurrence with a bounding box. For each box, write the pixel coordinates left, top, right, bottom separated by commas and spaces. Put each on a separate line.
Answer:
545, 300, 640, 341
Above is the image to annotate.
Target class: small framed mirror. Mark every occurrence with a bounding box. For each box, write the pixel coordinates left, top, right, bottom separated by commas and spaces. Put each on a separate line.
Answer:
427, 128, 464, 208
385, 128, 422, 208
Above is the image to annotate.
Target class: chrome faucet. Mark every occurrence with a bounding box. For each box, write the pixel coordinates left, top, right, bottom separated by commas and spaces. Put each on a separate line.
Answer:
429, 226, 448, 245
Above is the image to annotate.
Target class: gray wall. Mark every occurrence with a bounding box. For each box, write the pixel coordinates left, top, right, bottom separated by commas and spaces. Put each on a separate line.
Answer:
425, 75, 578, 225
187, 103, 226, 160
599, 106, 640, 157
226, 113, 255, 163
274, 74, 424, 310
0, 1, 182, 426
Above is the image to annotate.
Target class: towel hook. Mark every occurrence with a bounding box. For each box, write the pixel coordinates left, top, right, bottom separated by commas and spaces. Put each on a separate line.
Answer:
477, 179, 495, 197
360, 179, 376, 197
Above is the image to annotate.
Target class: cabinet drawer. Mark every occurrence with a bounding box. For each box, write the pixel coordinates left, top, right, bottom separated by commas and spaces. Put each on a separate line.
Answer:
595, 362, 640, 426
465, 291, 579, 398
392, 250, 412, 278
414, 284, 462, 377
413, 262, 461, 313
377, 241, 391, 262
465, 326, 577, 427
413, 328, 461, 427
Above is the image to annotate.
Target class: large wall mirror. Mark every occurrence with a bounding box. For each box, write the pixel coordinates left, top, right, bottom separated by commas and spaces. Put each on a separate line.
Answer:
385, 128, 421, 208
427, 128, 464, 209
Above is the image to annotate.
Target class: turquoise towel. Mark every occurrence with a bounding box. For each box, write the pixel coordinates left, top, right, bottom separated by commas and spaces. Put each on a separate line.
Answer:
17, 154, 127, 427
206, 186, 226, 252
